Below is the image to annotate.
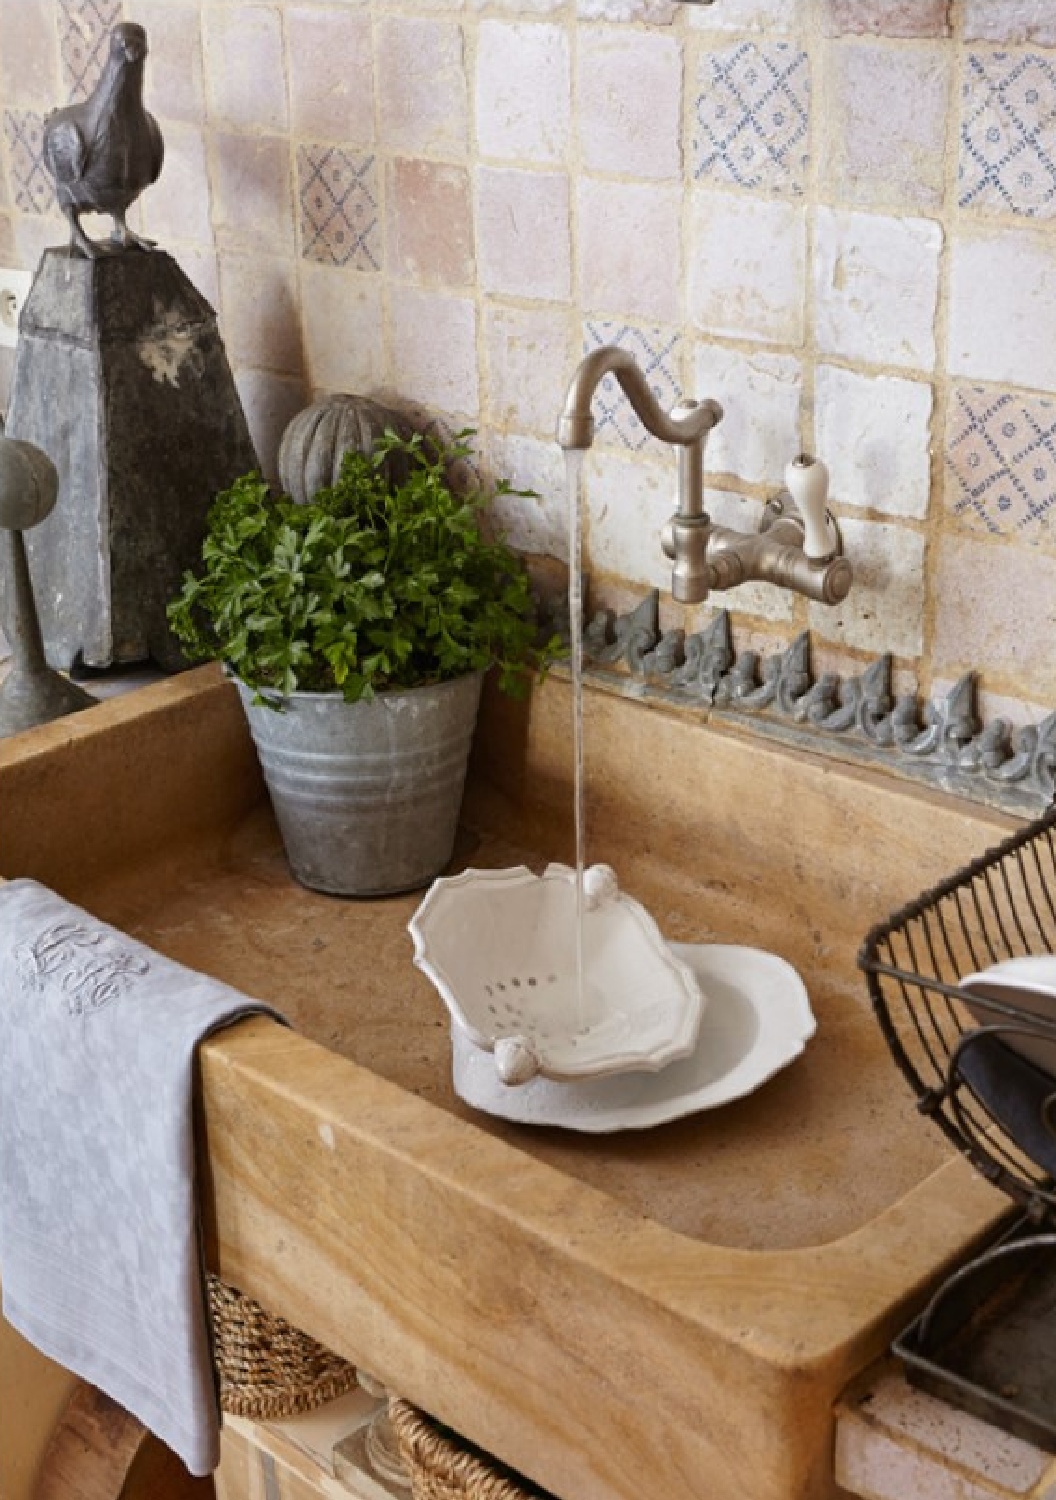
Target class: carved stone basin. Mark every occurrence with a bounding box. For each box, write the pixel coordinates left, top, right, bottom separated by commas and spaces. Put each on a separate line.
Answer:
0, 665, 1014, 1500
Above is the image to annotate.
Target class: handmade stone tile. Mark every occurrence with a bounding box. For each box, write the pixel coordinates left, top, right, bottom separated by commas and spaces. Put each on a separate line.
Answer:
577, 0, 678, 21
959, 50, 1056, 218
825, 43, 949, 210
815, 365, 932, 519
578, 178, 681, 323
210, 132, 295, 258
484, 303, 575, 436
469, 0, 564, 12
584, 449, 675, 592
693, 344, 801, 485
58, 0, 121, 102
688, 0, 806, 31
203, 4, 287, 133
390, 159, 473, 288
476, 22, 570, 164
486, 433, 569, 562
298, 146, 380, 272
2, 110, 54, 216
815, 208, 941, 371
688, 190, 806, 346
234, 370, 309, 490
132, 0, 203, 123
137, 123, 211, 248
931, 534, 1056, 699
0, 0, 60, 110
477, 167, 571, 301
392, 288, 479, 416
808, 518, 925, 659
583, 320, 682, 452
946, 384, 1056, 545
287, 7, 373, 145
965, 1, 1056, 46
218, 255, 303, 375
376, 17, 467, 157
822, 0, 949, 37
300, 262, 385, 395
578, 29, 680, 179
694, 41, 810, 196
949, 227, 1056, 390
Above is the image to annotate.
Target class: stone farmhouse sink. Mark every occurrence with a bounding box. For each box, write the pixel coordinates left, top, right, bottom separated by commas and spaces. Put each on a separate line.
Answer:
0, 664, 1014, 1500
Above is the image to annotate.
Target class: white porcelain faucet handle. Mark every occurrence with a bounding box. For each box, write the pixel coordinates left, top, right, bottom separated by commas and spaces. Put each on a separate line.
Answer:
784, 454, 836, 561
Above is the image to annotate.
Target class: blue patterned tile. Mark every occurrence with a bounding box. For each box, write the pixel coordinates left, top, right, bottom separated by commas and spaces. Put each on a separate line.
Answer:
58, 0, 123, 103
582, 321, 682, 451
694, 42, 809, 196
298, 145, 381, 271
959, 51, 1056, 217
946, 384, 1056, 540
2, 110, 54, 215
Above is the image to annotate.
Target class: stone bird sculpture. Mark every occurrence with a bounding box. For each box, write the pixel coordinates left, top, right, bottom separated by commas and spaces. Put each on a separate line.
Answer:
43, 22, 164, 259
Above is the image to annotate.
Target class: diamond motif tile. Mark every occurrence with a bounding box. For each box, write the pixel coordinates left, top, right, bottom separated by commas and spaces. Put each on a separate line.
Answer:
946, 384, 1056, 540
959, 51, 1056, 217
582, 321, 682, 451
58, 0, 123, 102
3, 110, 54, 215
297, 145, 381, 272
694, 42, 809, 196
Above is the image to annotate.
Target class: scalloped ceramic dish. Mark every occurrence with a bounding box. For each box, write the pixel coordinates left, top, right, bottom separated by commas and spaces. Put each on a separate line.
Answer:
408, 863, 705, 1086
450, 943, 816, 1131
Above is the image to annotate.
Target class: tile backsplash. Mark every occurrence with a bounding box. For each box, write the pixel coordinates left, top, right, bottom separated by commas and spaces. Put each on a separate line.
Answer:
2, 0, 1056, 732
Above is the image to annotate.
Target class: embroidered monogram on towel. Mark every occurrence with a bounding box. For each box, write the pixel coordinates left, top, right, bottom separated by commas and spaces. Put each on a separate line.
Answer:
15, 919, 151, 1016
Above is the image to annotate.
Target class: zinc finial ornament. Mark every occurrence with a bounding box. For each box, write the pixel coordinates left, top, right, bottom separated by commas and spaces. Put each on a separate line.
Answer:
43, 22, 164, 259
0, 434, 96, 737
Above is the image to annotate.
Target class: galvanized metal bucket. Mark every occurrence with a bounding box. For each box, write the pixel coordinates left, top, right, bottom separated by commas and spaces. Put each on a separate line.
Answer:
234, 672, 483, 897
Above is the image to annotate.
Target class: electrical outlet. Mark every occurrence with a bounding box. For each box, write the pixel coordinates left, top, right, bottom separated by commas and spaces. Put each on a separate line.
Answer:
0, 268, 32, 349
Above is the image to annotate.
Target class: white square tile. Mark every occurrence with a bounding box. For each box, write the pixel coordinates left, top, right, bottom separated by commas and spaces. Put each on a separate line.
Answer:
815, 365, 932, 519
688, 0, 807, 32
476, 21, 570, 164
584, 450, 677, 592
579, 179, 682, 323
486, 433, 570, 561
693, 343, 802, 484
477, 168, 571, 301
949, 228, 1056, 391
808, 517, 925, 658
376, 17, 467, 156
392, 287, 479, 417
578, 28, 681, 179
300, 263, 385, 395
484, 302, 576, 436
688, 191, 806, 346
815, 207, 942, 371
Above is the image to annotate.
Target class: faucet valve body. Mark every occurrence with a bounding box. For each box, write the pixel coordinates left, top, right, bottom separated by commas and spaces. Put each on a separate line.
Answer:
557, 345, 852, 610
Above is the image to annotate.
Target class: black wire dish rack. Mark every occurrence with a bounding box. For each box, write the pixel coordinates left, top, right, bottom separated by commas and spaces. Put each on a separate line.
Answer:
859, 802, 1056, 1449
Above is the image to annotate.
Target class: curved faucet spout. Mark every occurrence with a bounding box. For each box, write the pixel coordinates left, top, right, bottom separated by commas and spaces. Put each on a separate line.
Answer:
556, 346, 722, 452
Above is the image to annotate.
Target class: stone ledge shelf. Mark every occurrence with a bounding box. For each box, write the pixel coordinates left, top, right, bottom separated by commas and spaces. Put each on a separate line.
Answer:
836, 1362, 1056, 1500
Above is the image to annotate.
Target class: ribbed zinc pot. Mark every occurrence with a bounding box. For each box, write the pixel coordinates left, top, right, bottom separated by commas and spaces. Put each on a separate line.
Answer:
234, 672, 483, 897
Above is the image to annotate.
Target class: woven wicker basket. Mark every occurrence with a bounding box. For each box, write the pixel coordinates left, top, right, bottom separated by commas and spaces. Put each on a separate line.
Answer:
207, 1274, 358, 1419
388, 1398, 554, 1500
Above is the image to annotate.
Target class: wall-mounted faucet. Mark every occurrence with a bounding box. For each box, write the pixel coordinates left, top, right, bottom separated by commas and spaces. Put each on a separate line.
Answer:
557, 345, 852, 607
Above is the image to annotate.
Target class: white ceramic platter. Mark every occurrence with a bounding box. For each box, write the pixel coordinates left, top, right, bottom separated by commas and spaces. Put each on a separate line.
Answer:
451, 942, 816, 1132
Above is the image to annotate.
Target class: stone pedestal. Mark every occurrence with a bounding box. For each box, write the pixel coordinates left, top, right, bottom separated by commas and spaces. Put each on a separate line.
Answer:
4, 248, 258, 670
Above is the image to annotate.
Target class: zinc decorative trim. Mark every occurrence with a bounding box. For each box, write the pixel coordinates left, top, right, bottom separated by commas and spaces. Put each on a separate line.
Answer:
572, 590, 1056, 814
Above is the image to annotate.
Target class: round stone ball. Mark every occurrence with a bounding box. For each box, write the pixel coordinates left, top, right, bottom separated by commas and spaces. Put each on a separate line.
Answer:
0, 437, 59, 530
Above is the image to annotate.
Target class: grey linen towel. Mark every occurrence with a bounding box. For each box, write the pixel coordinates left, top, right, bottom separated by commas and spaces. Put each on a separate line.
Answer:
0, 878, 287, 1476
